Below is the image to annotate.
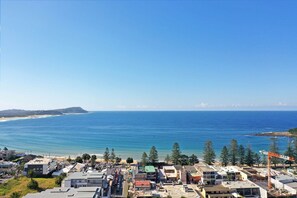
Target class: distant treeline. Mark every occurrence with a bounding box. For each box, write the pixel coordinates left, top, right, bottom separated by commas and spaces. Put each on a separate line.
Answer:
0, 107, 87, 117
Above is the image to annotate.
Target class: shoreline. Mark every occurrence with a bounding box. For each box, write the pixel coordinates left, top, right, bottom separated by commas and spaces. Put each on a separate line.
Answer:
254, 131, 296, 137
0, 115, 60, 122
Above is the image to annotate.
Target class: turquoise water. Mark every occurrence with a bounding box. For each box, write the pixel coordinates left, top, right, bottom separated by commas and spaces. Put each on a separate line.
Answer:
0, 111, 296, 159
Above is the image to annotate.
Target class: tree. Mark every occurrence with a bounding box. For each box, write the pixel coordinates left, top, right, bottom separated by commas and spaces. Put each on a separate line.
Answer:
141, 152, 148, 166
82, 153, 91, 162
245, 146, 255, 167
293, 137, 297, 164
171, 142, 181, 165
220, 146, 229, 166
238, 145, 245, 165
27, 169, 35, 178
189, 154, 199, 165
10, 192, 21, 198
27, 179, 39, 190
179, 154, 190, 165
203, 140, 216, 165
115, 157, 122, 163
149, 146, 158, 163
254, 153, 261, 167
67, 156, 72, 163
229, 139, 238, 165
91, 155, 97, 167
75, 156, 83, 163
103, 148, 110, 163
55, 173, 67, 186
3, 147, 8, 151
110, 148, 116, 163
269, 138, 279, 167
284, 140, 294, 166
126, 157, 134, 164
55, 176, 63, 186
262, 154, 267, 166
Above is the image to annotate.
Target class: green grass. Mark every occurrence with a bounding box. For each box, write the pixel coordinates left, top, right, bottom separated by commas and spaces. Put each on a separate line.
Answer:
0, 177, 56, 197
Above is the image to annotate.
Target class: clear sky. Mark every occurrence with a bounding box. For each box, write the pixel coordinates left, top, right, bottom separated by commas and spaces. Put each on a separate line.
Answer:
1, 0, 297, 110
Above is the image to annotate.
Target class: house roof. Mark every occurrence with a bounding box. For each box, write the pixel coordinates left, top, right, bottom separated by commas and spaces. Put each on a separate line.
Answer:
135, 180, 151, 187
144, 166, 155, 173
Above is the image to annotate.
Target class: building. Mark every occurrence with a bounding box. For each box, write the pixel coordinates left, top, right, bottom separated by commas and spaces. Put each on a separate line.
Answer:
215, 166, 242, 184
52, 162, 85, 177
222, 181, 261, 198
0, 161, 16, 169
195, 163, 217, 185
159, 166, 178, 182
144, 166, 157, 181
134, 180, 151, 191
24, 158, 57, 176
62, 171, 107, 188
183, 165, 201, 184
134, 173, 147, 181
24, 187, 102, 198
201, 185, 235, 198
271, 175, 297, 195
0, 149, 15, 160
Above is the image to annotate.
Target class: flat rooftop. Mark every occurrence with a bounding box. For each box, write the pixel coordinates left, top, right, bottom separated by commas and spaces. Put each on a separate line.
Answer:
144, 166, 155, 173
184, 165, 197, 173
195, 164, 215, 172
204, 185, 231, 192
26, 158, 53, 165
66, 171, 105, 180
24, 187, 101, 198
222, 181, 259, 189
275, 174, 296, 182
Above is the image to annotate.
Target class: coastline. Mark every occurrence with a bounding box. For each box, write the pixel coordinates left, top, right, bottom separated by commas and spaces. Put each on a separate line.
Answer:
254, 131, 296, 137
0, 115, 59, 122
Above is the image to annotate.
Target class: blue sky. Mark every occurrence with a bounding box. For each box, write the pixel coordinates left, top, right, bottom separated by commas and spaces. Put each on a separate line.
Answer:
1, 0, 297, 110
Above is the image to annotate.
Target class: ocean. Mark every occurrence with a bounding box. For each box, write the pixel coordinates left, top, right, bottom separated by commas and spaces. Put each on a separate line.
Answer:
0, 111, 296, 160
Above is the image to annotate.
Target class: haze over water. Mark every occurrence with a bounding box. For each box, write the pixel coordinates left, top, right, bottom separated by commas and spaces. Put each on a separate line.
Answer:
0, 111, 296, 160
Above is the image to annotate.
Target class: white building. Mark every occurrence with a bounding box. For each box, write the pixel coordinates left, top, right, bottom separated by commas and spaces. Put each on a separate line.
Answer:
271, 175, 297, 195
62, 171, 107, 188
24, 158, 57, 176
24, 187, 102, 198
195, 163, 217, 185
222, 181, 261, 198
159, 166, 178, 182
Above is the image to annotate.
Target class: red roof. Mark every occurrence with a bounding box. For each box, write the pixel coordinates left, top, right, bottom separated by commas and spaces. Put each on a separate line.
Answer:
135, 180, 151, 187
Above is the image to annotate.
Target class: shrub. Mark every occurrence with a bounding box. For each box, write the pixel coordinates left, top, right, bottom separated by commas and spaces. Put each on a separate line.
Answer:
126, 157, 133, 164
27, 179, 39, 190
10, 192, 21, 198
75, 156, 83, 163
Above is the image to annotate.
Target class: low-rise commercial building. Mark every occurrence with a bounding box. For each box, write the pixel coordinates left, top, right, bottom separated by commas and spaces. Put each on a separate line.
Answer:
24, 158, 57, 176
184, 165, 201, 184
24, 187, 102, 198
271, 175, 297, 195
159, 166, 178, 182
62, 171, 107, 188
222, 181, 261, 198
0, 150, 15, 161
144, 166, 157, 181
195, 163, 217, 185
201, 185, 234, 198
134, 180, 151, 191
